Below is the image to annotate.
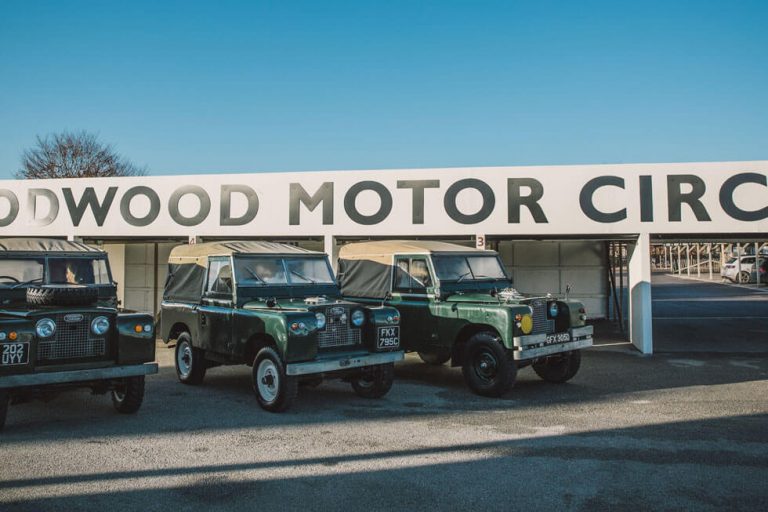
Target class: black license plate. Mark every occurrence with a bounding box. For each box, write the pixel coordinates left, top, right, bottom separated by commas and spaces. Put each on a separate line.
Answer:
1, 342, 30, 366
545, 332, 571, 345
377, 326, 400, 349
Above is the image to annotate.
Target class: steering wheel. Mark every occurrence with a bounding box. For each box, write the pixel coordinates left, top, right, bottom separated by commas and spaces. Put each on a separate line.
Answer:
0, 275, 20, 283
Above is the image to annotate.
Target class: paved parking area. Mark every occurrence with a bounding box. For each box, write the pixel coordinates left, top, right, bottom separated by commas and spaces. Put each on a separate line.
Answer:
1, 343, 767, 511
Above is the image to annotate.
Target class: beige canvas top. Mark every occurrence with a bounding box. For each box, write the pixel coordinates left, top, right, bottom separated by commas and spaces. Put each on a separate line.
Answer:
168, 241, 319, 263
0, 238, 104, 254
338, 240, 496, 263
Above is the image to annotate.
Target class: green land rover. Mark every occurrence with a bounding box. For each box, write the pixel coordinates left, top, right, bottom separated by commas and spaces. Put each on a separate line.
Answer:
338, 241, 593, 397
0, 238, 158, 430
160, 241, 403, 412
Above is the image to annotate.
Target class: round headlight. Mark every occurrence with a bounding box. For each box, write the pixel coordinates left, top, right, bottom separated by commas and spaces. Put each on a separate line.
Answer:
0, 332, 6, 341
143, 324, 153, 334
36, 318, 56, 338
549, 302, 559, 317
351, 310, 365, 327
315, 312, 326, 329
91, 316, 110, 336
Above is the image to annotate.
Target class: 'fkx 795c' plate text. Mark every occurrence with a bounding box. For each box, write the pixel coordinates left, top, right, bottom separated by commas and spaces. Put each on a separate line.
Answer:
377, 327, 400, 349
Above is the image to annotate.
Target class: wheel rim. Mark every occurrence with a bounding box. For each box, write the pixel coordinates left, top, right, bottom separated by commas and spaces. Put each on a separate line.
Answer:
257, 359, 279, 402
473, 349, 498, 383
177, 341, 193, 378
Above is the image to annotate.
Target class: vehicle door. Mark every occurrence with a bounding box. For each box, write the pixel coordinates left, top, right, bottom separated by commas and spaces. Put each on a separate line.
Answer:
388, 256, 437, 352
198, 256, 234, 355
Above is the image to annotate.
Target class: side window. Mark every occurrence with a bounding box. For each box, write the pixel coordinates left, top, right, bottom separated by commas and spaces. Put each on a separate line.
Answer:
394, 259, 410, 289
393, 257, 432, 292
410, 259, 432, 289
206, 258, 233, 296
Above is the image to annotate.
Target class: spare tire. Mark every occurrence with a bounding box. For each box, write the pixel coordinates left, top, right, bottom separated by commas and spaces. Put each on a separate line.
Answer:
26, 285, 99, 307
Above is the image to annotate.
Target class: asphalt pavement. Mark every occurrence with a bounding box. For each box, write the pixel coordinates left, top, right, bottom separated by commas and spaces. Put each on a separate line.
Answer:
0, 276, 766, 511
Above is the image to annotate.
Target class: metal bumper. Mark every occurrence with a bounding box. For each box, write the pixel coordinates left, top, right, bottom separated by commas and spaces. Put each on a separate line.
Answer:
286, 351, 404, 376
512, 325, 593, 361
0, 362, 159, 389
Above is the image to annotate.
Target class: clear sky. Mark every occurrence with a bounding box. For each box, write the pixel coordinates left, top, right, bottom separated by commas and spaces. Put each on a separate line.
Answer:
1, 0, 766, 179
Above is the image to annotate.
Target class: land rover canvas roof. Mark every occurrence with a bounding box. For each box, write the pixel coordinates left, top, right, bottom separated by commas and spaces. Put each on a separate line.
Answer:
338, 240, 495, 262
0, 238, 104, 254
168, 241, 318, 263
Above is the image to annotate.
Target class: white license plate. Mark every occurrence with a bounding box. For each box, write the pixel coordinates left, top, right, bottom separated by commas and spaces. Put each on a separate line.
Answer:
377, 327, 400, 349
545, 332, 571, 345
1, 342, 30, 366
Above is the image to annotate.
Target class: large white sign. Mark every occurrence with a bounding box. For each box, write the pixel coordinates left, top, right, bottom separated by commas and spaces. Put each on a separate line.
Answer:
0, 161, 766, 237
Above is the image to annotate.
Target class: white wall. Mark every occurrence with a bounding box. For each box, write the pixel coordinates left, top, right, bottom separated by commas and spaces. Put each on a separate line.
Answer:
498, 240, 607, 319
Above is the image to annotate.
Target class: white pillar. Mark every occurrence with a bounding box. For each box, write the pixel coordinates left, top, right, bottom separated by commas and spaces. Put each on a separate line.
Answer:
628, 233, 653, 354
708, 243, 713, 280
325, 235, 339, 273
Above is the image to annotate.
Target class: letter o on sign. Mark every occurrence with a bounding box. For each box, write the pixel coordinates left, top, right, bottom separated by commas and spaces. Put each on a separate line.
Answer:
120, 187, 161, 227
444, 179, 495, 224
169, 185, 212, 226
0, 190, 19, 227
344, 181, 393, 225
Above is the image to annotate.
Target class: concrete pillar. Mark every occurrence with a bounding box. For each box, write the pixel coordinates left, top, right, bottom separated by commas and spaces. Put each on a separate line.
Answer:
686, 244, 691, 277
696, 243, 701, 278
325, 235, 339, 273
628, 233, 653, 354
677, 245, 682, 275
708, 243, 713, 280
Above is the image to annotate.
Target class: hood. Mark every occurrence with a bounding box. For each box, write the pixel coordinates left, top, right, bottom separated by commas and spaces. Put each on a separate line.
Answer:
444, 292, 503, 304
243, 296, 359, 312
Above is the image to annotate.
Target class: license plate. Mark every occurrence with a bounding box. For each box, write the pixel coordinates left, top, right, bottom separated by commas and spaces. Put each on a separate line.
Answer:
1, 342, 30, 366
545, 332, 571, 345
377, 326, 400, 349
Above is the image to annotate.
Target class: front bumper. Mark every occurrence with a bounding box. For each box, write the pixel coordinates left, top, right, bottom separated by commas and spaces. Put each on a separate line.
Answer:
286, 351, 404, 376
512, 325, 593, 361
0, 362, 158, 389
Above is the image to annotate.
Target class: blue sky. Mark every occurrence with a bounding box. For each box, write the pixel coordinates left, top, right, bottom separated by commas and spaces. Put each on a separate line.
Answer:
1, 0, 766, 179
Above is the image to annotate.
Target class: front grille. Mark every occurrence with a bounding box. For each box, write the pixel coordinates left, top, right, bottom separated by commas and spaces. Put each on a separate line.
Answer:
37, 314, 107, 361
529, 300, 554, 335
317, 306, 361, 349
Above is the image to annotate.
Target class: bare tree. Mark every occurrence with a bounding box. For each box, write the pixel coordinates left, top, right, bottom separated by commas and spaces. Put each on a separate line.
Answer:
16, 131, 146, 179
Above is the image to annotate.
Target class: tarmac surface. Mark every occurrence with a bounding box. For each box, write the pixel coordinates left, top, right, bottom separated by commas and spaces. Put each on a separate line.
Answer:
1, 275, 767, 511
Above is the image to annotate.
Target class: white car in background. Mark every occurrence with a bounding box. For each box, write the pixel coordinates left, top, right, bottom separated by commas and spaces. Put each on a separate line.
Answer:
722, 256, 766, 284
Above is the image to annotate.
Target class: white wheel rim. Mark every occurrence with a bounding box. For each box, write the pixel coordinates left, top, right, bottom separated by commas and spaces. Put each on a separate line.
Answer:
257, 359, 279, 402
177, 341, 193, 378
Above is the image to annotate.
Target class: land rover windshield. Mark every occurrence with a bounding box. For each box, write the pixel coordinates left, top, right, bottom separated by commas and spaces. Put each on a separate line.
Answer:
234, 256, 335, 286
432, 254, 508, 282
0, 256, 110, 287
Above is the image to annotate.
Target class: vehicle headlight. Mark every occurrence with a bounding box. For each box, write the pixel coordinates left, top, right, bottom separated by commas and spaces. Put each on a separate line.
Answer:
549, 302, 559, 317
36, 318, 56, 338
315, 312, 326, 329
520, 314, 533, 334
351, 310, 365, 327
143, 324, 153, 334
91, 316, 110, 336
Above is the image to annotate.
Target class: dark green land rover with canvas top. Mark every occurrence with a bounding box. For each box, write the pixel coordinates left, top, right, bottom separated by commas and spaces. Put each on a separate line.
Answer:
160, 241, 403, 412
0, 238, 157, 430
338, 241, 593, 397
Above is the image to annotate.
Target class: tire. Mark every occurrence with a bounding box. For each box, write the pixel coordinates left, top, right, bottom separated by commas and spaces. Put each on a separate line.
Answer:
0, 390, 9, 431
738, 271, 751, 284
175, 332, 206, 385
26, 285, 98, 307
253, 347, 297, 412
111, 376, 145, 414
461, 332, 516, 397
418, 350, 451, 366
351, 363, 395, 399
533, 350, 582, 383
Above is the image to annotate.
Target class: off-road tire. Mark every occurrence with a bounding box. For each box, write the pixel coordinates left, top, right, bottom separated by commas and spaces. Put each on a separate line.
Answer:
418, 350, 451, 366
533, 350, 582, 383
175, 332, 207, 385
0, 390, 9, 430
26, 284, 98, 307
351, 363, 395, 399
461, 332, 517, 397
253, 347, 298, 412
111, 376, 145, 414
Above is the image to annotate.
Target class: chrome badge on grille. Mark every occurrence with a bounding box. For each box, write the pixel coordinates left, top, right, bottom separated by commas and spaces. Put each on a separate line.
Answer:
63, 314, 84, 323
330, 306, 345, 316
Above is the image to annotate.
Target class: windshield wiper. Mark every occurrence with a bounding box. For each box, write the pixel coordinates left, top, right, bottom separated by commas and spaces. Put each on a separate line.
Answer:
456, 271, 472, 283
244, 267, 266, 284
11, 278, 43, 289
290, 269, 316, 284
